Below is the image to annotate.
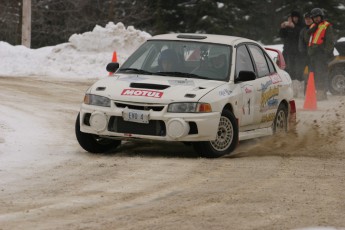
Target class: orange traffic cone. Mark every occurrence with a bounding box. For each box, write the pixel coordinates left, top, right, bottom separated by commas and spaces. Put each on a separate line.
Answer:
303, 71, 317, 110
109, 51, 117, 76
111, 51, 117, 62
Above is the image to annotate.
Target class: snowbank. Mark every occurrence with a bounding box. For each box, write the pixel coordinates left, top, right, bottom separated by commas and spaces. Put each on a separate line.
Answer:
0, 22, 151, 79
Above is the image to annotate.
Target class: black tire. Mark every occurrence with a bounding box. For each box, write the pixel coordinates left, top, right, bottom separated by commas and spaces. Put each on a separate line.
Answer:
75, 114, 121, 153
329, 68, 345, 95
272, 103, 288, 134
193, 110, 238, 158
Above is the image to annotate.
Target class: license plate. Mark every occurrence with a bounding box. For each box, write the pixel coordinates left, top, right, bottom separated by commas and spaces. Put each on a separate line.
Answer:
122, 109, 149, 124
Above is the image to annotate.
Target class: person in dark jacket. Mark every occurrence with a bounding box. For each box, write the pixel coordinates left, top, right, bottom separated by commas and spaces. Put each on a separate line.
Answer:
158, 49, 178, 72
279, 10, 304, 96
298, 12, 313, 95
305, 8, 334, 100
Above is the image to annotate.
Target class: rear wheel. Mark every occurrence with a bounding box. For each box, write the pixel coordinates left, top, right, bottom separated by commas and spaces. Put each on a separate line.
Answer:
75, 114, 121, 153
193, 110, 238, 158
329, 68, 345, 95
272, 103, 288, 134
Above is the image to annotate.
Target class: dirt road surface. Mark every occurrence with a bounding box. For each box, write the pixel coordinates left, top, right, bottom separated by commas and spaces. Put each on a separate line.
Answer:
0, 76, 345, 230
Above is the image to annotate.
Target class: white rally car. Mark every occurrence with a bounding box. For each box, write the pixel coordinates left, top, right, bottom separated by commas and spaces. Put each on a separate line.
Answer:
75, 34, 296, 158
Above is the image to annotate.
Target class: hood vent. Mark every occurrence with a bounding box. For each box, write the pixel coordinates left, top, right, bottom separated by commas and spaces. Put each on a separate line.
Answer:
130, 82, 170, 90
185, 94, 196, 98
96, 87, 106, 91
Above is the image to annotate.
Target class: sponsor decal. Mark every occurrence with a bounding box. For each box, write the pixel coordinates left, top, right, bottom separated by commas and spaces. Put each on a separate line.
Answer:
247, 98, 251, 115
168, 79, 195, 86
244, 87, 252, 93
260, 86, 279, 112
241, 84, 253, 93
260, 80, 273, 91
219, 88, 232, 97
261, 113, 276, 122
121, 89, 163, 98
119, 75, 147, 82
243, 98, 251, 115
267, 98, 278, 107
269, 74, 282, 84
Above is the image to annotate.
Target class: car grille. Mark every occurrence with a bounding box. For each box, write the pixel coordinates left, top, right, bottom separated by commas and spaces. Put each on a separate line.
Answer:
114, 102, 165, 111
83, 113, 199, 136
108, 116, 166, 136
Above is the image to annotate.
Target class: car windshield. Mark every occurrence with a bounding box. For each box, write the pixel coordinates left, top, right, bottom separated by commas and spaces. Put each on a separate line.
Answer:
118, 40, 232, 81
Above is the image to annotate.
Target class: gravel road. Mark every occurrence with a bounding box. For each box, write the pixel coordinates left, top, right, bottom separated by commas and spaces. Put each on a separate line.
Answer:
0, 76, 345, 230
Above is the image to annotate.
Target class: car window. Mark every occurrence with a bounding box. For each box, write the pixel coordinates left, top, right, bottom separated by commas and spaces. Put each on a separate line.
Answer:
248, 44, 270, 78
121, 43, 158, 69
264, 53, 276, 74
235, 45, 255, 79
119, 40, 232, 81
131, 47, 152, 69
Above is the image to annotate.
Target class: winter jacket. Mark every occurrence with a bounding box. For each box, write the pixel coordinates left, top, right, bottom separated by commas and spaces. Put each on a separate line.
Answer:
298, 26, 309, 56
279, 19, 304, 55
306, 20, 335, 58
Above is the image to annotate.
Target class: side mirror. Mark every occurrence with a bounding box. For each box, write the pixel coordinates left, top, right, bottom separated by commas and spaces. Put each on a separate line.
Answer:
264, 47, 286, 70
235, 71, 256, 83
106, 62, 120, 73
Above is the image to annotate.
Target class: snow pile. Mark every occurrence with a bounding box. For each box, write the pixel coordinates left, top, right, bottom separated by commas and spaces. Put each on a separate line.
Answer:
0, 22, 151, 79
69, 22, 149, 53
0, 41, 52, 77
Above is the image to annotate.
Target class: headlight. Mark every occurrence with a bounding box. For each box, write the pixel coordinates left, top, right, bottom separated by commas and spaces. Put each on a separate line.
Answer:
84, 94, 111, 107
167, 102, 212, 113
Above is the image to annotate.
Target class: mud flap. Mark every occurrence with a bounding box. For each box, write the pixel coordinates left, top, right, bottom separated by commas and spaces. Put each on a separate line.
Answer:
288, 100, 297, 131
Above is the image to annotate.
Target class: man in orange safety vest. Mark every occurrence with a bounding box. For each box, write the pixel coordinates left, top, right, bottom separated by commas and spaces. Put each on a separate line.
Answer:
306, 7, 334, 100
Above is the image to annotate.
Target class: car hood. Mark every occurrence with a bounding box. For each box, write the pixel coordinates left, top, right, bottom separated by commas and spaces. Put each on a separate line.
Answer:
88, 74, 227, 103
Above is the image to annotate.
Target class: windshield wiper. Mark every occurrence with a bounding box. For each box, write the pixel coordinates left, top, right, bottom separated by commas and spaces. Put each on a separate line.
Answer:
155, 71, 209, 80
119, 68, 153, 75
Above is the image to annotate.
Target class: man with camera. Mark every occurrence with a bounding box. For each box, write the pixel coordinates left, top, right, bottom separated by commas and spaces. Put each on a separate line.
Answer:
279, 11, 304, 97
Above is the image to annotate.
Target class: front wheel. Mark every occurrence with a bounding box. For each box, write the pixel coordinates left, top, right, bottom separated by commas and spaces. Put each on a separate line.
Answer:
329, 68, 345, 95
193, 110, 238, 158
75, 114, 121, 153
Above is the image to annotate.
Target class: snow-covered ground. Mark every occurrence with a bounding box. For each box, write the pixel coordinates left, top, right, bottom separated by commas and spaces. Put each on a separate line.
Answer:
1, 22, 345, 230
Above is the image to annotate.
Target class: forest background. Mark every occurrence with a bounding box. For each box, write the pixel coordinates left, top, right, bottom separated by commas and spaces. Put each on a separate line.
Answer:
1, 0, 345, 48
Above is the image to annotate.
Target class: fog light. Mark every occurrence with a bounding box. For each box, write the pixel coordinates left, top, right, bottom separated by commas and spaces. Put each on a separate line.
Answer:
89, 111, 107, 132
167, 118, 190, 139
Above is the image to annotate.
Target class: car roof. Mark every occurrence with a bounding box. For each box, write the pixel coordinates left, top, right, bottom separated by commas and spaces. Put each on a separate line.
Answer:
148, 33, 257, 46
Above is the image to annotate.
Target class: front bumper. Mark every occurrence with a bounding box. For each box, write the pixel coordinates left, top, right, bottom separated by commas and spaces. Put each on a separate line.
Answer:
79, 101, 221, 142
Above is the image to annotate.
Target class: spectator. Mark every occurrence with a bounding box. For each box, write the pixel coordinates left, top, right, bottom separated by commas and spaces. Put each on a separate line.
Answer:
306, 7, 335, 100
298, 12, 313, 95
279, 10, 305, 97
